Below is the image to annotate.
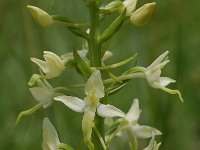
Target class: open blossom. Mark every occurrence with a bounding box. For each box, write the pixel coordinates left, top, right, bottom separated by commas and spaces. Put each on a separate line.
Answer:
15, 79, 55, 125
54, 70, 125, 149
117, 99, 161, 139
43, 118, 61, 150
29, 79, 54, 108
143, 133, 161, 150
31, 51, 65, 79
27, 5, 53, 27
144, 51, 183, 101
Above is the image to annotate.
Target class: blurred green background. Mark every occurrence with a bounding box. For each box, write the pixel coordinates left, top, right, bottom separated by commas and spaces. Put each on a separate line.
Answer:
1, 0, 200, 149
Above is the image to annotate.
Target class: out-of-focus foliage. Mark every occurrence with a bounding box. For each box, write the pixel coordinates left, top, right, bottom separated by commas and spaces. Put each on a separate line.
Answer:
0, 0, 200, 150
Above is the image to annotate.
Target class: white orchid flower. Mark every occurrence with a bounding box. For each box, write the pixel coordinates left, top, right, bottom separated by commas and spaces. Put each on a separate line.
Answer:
143, 133, 161, 150
43, 118, 61, 150
31, 51, 65, 79
121, 99, 161, 139
144, 51, 183, 101
106, 99, 161, 148
27, 5, 53, 27
54, 70, 125, 149
16, 80, 55, 125
29, 79, 54, 108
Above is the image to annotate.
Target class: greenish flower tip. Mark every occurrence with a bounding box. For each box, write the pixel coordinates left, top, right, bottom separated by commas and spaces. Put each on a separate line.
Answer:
130, 2, 156, 26
27, 5, 53, 27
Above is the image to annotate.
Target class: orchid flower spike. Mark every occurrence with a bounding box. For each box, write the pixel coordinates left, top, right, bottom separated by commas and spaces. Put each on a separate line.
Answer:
27, 5, 53, 27
143, 133, 161, 150
54, 70, 125, 150
31, 51, 65, 79
144, 51, 183, 101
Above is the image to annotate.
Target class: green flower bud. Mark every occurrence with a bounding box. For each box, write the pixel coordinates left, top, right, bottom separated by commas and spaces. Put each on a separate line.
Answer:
130, 2, 156, 26
27, 5, 53, 27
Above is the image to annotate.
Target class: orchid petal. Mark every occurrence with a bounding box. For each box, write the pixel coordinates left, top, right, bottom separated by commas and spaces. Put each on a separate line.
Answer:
158, 77, 175, 87
82, 106, 96, 150
102, 51, 113, 62
29, 87, 53, 108
43, 118, 60, 150
132, 125, 161, 139
54, 96, 86, 112
85, 70, 104, 98
44, 51, 63, 64
156, 60, 170, 70
147, 51, 169, 70
123, 0, 138, 13
97, 103, 125, 118
145, 69, 161, 86
125, 99, 141, 123
31, 57, 49, 73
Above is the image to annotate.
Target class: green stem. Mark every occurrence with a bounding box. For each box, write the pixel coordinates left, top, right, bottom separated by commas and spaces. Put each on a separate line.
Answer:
103, 73, 144, 84
93, 126, 108, 150
96, 56, 136, 71
89, 2, 101, 67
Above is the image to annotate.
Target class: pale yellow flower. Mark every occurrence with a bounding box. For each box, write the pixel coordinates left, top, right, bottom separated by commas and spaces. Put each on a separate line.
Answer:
31, 51, 65, 79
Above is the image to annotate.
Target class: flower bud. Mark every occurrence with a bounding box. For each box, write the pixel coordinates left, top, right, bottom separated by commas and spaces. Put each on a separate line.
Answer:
130, 2, 156, 26
27, 5, 53, 27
